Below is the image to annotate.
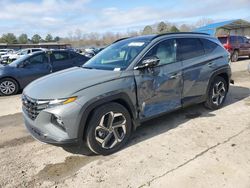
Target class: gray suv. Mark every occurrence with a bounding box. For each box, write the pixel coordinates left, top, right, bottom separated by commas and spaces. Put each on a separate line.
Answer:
22, 32, 232, 155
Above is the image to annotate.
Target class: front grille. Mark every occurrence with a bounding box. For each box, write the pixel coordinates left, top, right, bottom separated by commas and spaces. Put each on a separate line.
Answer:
22, 95, 49, 120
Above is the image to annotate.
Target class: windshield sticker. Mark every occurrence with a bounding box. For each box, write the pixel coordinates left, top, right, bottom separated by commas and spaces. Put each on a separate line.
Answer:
128, 42, 145, 47
114, 68, 121, 71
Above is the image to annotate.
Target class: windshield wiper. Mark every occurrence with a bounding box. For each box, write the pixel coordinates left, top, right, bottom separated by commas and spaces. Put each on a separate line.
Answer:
82, 66, 94, 69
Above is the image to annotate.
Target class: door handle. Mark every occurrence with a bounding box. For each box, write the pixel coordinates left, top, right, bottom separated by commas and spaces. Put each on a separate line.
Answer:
170, 73, 181, 79
208, 62, 215, 68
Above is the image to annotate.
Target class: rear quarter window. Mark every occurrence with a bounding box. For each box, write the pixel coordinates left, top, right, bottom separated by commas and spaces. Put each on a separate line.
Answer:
200, 38, 218, 54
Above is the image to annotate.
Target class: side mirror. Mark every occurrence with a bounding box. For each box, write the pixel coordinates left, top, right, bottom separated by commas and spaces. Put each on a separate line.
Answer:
134, 56, 160, 70
18, 60, 29, 68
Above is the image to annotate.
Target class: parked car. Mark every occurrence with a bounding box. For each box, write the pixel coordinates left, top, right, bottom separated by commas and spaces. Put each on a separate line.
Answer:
22, 32, 232, 155
0, 50, 89, 95
0, 49, 14, 56
218, 35, 250, 62
8, 48, 46, 61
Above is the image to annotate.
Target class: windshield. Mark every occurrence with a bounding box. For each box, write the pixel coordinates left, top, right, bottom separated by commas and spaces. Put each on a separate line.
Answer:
8, 55, 29, 67
83, 38, 149, 71
18, 49, 29, 55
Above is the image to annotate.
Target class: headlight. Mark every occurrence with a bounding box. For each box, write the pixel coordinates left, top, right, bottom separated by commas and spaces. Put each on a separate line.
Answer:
46, 96, 77, 108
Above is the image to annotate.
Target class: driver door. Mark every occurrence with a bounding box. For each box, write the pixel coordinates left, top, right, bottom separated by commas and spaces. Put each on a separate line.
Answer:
134, 39, 183, 119
18, 53, 52, 86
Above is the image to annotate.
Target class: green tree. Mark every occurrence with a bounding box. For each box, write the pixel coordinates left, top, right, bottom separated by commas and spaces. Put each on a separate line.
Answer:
1, 33, 17, 44
45, 34, 53, 42
142, 25, 153, 35
157, 21, 168, 34
18, 34, 28, 44
169, 25, 180, 33
54, 36, 60, 42
31, 34, 42, 44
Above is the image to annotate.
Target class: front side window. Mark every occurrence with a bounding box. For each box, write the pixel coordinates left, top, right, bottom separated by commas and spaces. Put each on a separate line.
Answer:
144, 39, 176, 65
28, 53, 47, 64
177, 38, 204, 61
83, 38, 149, 70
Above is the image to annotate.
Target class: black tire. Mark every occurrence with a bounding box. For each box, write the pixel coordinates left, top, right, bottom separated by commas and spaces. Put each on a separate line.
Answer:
231, 50, 238, 62
0, 78, 19, 96
86, 102, 132, 155
204, 76, 228, 110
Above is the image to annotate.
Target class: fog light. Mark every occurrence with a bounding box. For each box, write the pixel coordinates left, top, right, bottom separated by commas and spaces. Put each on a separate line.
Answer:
51, 114, 65, 131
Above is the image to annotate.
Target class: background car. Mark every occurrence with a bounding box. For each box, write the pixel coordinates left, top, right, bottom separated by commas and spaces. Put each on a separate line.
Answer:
8, 48, 46, 62
0, 49, 90, 95
218, 35, 250, 62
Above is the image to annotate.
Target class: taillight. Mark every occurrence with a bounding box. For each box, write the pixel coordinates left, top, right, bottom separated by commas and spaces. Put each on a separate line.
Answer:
223, 43, 232, 51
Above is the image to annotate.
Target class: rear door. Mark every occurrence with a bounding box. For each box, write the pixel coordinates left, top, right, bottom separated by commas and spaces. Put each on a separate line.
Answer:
51, 51, 71, 71
135, 39, 183, 119
177, 37, 216, 106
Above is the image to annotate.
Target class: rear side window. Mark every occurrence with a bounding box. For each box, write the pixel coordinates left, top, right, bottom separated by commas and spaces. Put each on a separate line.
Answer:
32, 49, 42, 52
53, 52, 69, 61
218, 37, 227, 44
229, 36, 237, 44
200, 39, 218, 54
70, 52, 79, 59
176, 38, 204, 61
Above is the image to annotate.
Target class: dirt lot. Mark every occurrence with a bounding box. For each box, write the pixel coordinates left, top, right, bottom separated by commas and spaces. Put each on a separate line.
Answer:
0, 59, 250, 188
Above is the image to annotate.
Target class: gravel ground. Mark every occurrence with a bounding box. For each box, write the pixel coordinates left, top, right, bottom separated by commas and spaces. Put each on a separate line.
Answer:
0, 59, 250, 188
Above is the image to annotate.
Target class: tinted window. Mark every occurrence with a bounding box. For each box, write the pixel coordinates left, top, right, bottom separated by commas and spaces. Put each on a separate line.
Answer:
28, 53, 47, 64
53, 52, 69, 61
238, 36, 244, 44
218, 37, 227, 44
70, 52, 79, 59
177, 38, 204, 61
32, 49, 42, 52
229, 36, 237, 44
200, 39, 218, 54
145, 39, 176, 65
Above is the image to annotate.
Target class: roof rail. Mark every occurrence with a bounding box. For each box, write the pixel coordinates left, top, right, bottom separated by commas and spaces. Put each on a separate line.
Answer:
112, 37, 130, 44
153, 32, 209, 39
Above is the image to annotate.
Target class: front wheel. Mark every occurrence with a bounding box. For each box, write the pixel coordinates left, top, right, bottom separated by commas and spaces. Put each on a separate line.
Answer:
0, 78, 19, 96
204, 76, 228, 110
86, 102, 132, 155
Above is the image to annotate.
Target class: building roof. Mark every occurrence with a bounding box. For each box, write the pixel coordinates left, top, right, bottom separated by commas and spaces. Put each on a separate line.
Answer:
195, 19, 250, 35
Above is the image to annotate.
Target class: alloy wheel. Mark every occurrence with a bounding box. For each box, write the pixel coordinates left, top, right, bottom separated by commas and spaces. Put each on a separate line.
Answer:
211, 81, 226, 106
0, 81, 16, 95
95, 111, 127, 149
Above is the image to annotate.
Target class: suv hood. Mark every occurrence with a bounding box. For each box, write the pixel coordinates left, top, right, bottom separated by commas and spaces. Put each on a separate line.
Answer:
24, 67, 122, 99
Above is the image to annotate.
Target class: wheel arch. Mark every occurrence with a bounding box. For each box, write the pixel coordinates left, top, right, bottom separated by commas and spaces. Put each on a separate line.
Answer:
77, 93, 139, 141
206, 66, 231, 100
0, 76, 20, 90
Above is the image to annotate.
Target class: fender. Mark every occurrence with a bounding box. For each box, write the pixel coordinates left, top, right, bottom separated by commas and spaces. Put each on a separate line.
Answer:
205, 65, 231, 100
77, 92, 139, 142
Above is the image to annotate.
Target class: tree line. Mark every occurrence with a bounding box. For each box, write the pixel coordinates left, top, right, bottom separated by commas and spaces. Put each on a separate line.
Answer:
0, 18, 213, 47
0, 33, 60, 44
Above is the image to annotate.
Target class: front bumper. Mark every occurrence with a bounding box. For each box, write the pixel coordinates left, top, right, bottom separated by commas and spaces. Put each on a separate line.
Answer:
22, 101, 83, 146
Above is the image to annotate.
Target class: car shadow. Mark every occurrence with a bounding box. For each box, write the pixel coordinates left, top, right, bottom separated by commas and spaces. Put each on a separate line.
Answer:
63, 85, 250, 155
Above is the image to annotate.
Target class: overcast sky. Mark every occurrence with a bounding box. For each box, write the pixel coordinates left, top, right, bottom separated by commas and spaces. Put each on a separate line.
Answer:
0, 0, 249, 37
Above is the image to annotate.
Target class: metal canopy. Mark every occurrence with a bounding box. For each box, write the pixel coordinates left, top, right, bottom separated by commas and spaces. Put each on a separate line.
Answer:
195, 19, 250, 35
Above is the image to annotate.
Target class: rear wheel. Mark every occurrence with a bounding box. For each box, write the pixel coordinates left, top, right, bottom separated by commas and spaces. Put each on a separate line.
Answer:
205, 76, 228, 110
0, 78, 19, 96
231, 50, 238, 62
86, 102, 132, 155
